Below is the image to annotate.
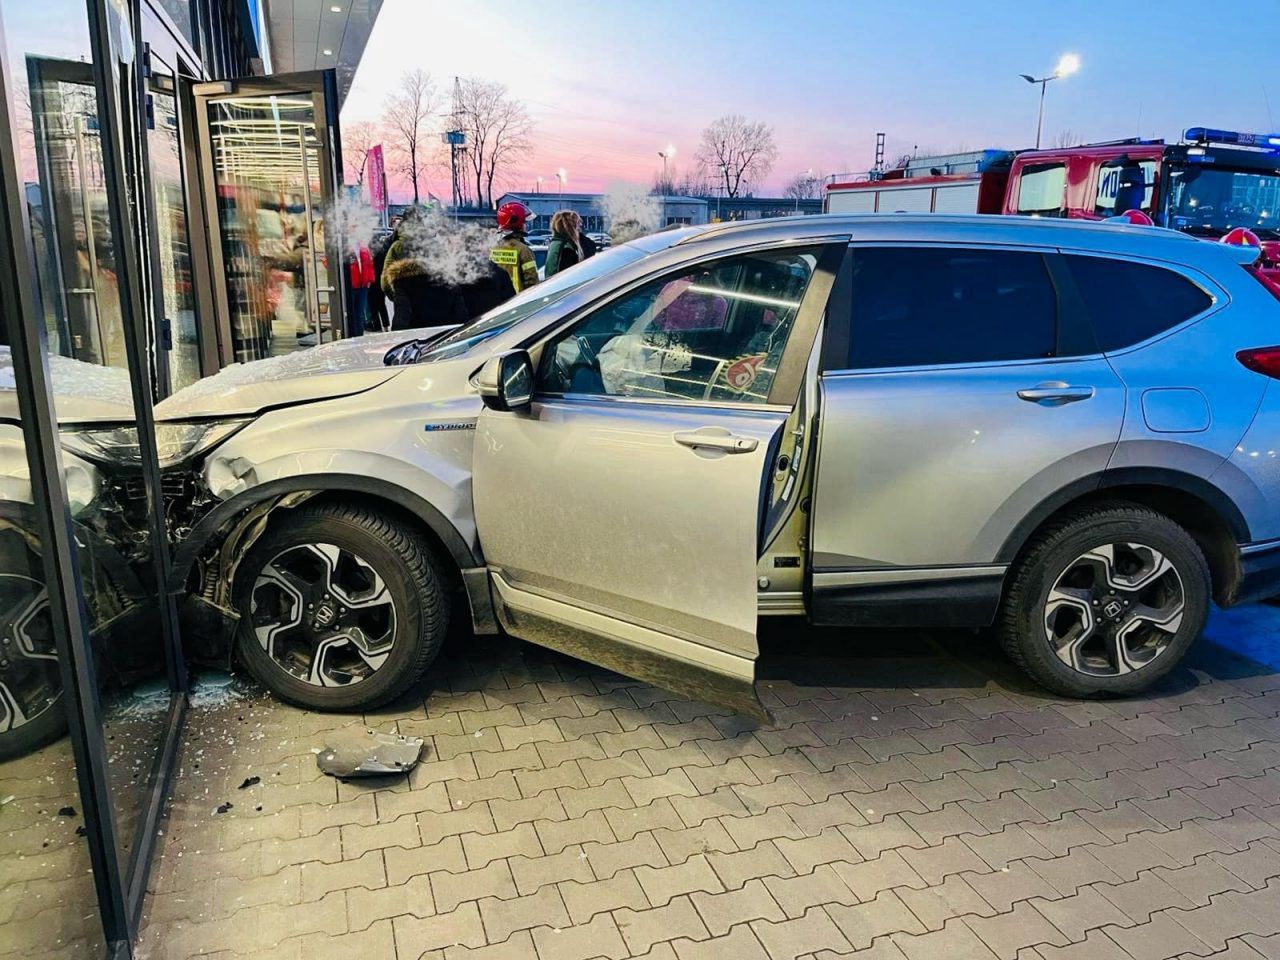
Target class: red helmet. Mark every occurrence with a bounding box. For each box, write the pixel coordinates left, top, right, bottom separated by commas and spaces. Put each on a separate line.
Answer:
1114, 209, 1154, 226
1222, 226, 1262, 247
496, 201, 533, 232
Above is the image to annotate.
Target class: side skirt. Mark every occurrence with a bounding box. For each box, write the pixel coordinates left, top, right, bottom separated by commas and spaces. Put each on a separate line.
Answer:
490, 572, 770, 723
809, 565, 1008, 628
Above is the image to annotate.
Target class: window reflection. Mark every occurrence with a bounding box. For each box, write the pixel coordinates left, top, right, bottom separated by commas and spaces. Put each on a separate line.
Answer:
0, 0, 176, 913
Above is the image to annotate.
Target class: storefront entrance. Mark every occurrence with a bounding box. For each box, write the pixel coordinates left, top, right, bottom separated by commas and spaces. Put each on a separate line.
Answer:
0, 2, 351, 957
193, 71, 346, 364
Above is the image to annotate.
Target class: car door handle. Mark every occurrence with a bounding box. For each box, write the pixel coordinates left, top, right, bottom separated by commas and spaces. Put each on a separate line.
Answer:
673, 430, 759, 454
1017, 382, 1096, 405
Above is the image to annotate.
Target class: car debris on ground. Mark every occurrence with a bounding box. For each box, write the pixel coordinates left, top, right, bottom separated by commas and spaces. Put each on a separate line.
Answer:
315, 729, 425, 779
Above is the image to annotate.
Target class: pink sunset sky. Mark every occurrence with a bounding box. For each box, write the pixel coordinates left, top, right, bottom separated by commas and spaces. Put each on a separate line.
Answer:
340, 0, 1280, 204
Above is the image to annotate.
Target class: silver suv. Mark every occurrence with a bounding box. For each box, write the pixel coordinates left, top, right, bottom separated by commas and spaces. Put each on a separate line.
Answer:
7, 214, 1280, 746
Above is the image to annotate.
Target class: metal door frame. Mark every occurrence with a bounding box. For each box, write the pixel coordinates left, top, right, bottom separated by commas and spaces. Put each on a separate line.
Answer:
138, 24, 207, 396
190, 69, 348, 362
0, 13, 132, 957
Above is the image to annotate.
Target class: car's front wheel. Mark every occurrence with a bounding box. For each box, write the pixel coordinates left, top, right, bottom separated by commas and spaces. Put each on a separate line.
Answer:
0, 572, 67, 761
1000, 502, 1209, 697
234, 503, 448, 711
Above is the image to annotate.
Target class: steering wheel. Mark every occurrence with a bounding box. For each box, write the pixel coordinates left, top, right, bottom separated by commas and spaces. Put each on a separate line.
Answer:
553, 334, 602, 391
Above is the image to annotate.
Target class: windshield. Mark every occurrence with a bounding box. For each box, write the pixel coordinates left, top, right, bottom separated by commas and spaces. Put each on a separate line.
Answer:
1166, 164, 1280, 238
413, 242, 651, 363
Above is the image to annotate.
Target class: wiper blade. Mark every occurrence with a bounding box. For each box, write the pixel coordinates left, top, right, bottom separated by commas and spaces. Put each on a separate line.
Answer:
383, 338, 429, 365
383, 327, 457, 366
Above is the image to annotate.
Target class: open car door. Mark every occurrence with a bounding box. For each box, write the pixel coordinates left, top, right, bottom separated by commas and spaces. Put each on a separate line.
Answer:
472, 241, 845, 720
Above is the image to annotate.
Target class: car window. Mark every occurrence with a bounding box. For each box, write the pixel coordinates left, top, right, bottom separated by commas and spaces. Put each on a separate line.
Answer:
1093, 160, 1158, 216
538, 247, 820, 404
843, 247, 1058, 369
1063, 255, 1213, 351
1016, 163, 1067, 217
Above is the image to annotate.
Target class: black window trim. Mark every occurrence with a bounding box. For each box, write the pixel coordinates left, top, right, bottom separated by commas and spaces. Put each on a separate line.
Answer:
1052, 247, 1226, 357
820, 241, 1102, 376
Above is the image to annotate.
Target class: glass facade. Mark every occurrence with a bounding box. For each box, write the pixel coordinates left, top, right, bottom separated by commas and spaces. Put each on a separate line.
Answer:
0, 2, 339, 956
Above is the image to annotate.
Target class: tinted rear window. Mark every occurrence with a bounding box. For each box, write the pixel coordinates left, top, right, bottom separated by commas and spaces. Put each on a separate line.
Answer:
845, 247, 1058, 369
1063, 255, 1212, 351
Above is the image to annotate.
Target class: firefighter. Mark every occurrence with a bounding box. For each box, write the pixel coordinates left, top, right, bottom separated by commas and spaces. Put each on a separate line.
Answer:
490, 201, 540, 294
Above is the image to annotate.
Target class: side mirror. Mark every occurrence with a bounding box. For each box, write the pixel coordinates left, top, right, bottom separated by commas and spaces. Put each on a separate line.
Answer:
476, 350, 534, 411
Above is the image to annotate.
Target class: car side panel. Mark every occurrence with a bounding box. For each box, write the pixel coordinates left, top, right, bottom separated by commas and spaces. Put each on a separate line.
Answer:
204, 378, 484, 558
1102, 293, 1265, 466
1220, 382, 1280, 543
811, 358, 1125, 570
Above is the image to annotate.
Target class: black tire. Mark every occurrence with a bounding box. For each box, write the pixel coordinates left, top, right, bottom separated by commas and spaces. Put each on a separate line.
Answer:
233, 503, 448, 711
999, 502, 1209, 698
0, 693, 67, 762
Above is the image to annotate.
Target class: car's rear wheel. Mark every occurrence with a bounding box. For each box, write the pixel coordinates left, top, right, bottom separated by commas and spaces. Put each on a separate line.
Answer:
999, 502, 1209, 697
234, 503, 448, 711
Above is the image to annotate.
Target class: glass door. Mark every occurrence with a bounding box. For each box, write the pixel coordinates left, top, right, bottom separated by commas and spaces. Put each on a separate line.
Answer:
142, 43, 201, 394
25, 57, 125, 371
192, 71, 346, 364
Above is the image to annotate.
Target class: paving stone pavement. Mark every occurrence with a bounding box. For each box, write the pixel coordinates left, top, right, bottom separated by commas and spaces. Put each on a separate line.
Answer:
134, 622, 1280, 960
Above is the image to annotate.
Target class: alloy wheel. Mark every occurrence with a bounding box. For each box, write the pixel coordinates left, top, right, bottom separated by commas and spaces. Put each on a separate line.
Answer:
0, 573, 61, 733
250, 542, 398, 688
1043, 541, 1185, 677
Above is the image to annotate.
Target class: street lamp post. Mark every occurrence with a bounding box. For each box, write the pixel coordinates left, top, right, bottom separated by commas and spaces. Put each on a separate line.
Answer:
1020, 53, 1080, 149
716, 163, 727, 222
556, 168, 566, 199
535, 176, 544, 194
658, 145, 675, 226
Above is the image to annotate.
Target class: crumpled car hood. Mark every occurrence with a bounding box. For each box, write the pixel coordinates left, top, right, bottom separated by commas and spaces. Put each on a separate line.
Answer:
0, 347, 135, 424
0, 329, 471, 425
156, 332, 415, 421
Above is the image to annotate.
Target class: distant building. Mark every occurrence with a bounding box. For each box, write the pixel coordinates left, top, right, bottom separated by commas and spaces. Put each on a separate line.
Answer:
495, 192, 709, 231
493, 191, 822, 233
708, 195, 822, 221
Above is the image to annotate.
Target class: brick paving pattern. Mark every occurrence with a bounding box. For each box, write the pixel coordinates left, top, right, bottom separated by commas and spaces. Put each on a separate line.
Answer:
135, 623, 1280, 960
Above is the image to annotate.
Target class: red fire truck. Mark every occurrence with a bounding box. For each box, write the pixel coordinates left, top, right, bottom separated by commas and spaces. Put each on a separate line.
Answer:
826, 129, 1280, 282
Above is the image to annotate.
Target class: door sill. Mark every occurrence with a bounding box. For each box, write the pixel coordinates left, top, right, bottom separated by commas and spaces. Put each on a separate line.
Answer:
491, 572, 770, 723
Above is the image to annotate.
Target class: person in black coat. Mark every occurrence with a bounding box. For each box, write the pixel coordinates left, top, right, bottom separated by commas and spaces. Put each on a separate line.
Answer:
366, 231, 391, 331
545, 210, 585, 277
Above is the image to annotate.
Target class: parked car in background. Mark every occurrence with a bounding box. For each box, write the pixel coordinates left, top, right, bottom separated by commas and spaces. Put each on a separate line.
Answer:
7, 214, 1280, 753
587, 231, 612, 248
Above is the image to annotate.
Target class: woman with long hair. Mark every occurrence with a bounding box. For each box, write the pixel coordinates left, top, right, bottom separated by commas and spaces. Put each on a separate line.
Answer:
545, 210, 584, 278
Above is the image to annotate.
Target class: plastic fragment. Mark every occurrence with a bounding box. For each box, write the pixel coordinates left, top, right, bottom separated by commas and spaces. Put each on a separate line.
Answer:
316, 729, 425, 779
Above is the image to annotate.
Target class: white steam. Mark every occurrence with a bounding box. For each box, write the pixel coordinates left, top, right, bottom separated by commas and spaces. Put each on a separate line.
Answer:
396, 207, 500, 286
326, 194, 379, 254
602, 182, 661, 244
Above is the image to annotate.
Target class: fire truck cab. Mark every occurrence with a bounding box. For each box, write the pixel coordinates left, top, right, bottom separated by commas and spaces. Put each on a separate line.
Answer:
1002, 129, 1280, 280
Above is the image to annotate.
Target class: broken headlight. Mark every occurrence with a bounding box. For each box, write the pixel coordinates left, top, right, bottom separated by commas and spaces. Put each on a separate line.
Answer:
61, 420, 250, 469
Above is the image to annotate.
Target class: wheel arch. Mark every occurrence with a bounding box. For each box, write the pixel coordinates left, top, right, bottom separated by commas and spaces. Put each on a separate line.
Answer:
997, 467, 1246, 606
170, 474, 480, 597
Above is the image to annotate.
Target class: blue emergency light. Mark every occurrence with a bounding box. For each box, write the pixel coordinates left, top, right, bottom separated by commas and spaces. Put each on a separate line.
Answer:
1185, 127, 1280, 149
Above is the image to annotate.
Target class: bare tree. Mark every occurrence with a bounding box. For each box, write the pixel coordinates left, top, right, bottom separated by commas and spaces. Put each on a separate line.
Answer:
675, 168, 715, 197
696, 114, 778, 198
1053, 129, 1083, 148
650, 170, 676, 197
342, 120, 380, 187
382, 69, 438, 205
782, 171, 824, 200
455, 77, 532, 209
